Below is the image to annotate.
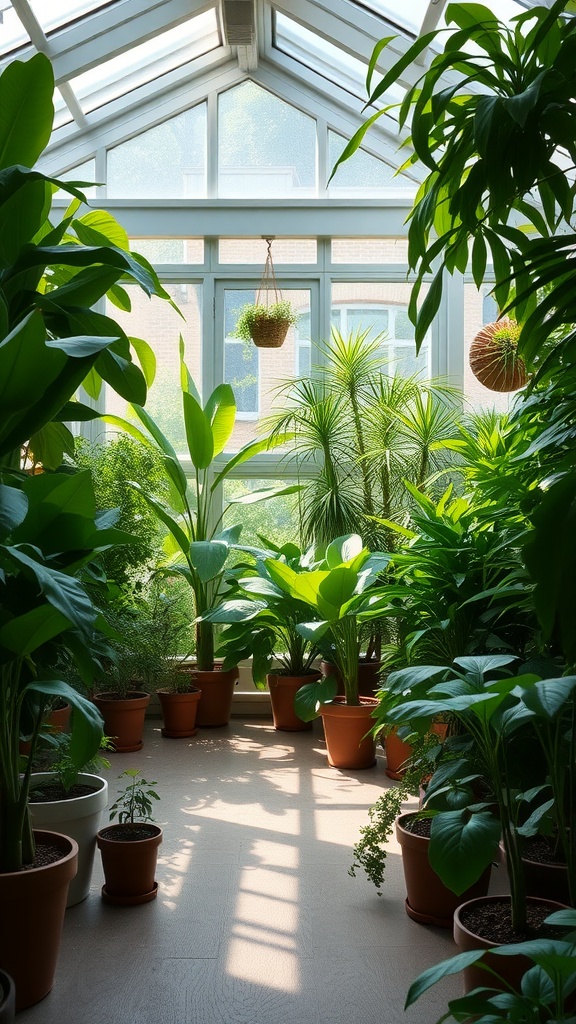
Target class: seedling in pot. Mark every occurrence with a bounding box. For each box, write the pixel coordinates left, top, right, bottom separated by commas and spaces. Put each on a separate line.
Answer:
109, 769, 160, 825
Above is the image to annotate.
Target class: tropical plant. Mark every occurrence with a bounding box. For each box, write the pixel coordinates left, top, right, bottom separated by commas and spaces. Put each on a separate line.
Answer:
259, 534, 391, 717
405, 908, 576, 1023
109, 769, 160, 825
269, 329, 457, 551
0, 52, 173, 874
202, 538, 322, 687
106, 342, 298, 671
334, 0, 576, 671
30, 733, 114, 797
233, 300, 298, 343
379, 655, 576, 930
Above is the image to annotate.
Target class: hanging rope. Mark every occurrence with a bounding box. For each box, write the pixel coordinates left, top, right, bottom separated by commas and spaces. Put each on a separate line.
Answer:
256, 237, 282, 308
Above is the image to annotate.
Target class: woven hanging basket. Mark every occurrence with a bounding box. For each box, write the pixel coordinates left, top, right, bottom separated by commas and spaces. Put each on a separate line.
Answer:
250, 315, 291, 348
469, 317, 528, 393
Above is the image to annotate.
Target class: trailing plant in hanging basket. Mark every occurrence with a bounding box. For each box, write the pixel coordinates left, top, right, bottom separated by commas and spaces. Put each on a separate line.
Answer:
469, 317, 528, 393
233, 300, 298, 348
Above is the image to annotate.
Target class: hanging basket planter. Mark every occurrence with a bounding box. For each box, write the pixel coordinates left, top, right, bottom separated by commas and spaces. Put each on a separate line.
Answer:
469, 317, 528, 392
233, 238, 298, 349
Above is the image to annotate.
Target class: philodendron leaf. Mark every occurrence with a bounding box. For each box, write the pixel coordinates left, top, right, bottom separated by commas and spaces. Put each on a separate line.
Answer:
0, 483, 28, 535
294, 675, 338, 722
28, 680, 104, 767
189, 540, 229, 582
428, 808, 501, 894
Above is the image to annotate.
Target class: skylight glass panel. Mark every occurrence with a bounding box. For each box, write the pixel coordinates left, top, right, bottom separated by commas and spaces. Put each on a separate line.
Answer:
53, 87, 74, 129
328, 130, 415, 195
0, 1, 30, 55
107, 104, 207, 198
275, 12, 368, 100
69, 10, 219, 114
28, 0, 117, 34
353, 0, 430, 36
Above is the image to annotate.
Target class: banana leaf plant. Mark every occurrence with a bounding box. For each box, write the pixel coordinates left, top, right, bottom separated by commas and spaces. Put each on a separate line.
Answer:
379, 655, 576, 931
106, 344, 299, 671
260, 534, 391, 719
201, 538, 323, 687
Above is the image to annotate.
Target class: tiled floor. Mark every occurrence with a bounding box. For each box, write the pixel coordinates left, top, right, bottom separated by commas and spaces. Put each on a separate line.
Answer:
18, 716, 508, 1024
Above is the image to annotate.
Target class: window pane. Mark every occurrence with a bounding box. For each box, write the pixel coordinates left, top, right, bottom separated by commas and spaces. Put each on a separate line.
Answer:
105, 283, 202, 452
55, 159, 97, 198
0, 2, 30, 54
331, 282, 431, 377
219, 238, 317, 264
29, 0, 116, 33
223, 287, 312, 450
328, 132, 413, 195
129, 239, 204, 264
218, 82, 316, 198
463, 284, 515, 414
107, 104, 207, 198
70, 11, 219, 114
331, 239, 409, 264
223, 480, 301, 550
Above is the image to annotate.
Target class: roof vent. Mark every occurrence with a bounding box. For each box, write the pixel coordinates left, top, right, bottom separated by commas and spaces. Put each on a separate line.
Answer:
222, 0, 256, 47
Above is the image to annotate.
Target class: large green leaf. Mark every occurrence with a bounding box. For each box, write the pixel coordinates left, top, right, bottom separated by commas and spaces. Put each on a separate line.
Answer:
0, 178, 51, 267
519, 675, 576, 720
205, 384, 236, 456
183, 391, 213, 469
71, 210, 130, 251
189, 540, 229, 583
0, 54, 54, 170
0, 483, 28, 535
27, 680, 104, 767
4, 546, 96, 636
293, 675, 337, 722
429, 809, 501, 894
0, 604, 70, 656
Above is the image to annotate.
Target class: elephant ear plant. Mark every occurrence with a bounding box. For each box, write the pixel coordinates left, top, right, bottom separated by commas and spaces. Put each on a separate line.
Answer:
107, 342, 298, 670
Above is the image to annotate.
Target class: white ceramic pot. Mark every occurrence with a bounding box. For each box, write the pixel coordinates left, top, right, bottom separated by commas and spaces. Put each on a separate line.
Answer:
28, 773, 108, 906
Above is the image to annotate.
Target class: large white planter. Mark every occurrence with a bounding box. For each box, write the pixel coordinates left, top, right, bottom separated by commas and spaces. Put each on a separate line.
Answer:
28, 773, 108, 906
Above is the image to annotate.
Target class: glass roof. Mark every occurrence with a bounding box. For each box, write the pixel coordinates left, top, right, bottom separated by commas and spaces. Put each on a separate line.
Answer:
0, 1, 30, 55
28, 0, 117, 35
69, 10, 220, 115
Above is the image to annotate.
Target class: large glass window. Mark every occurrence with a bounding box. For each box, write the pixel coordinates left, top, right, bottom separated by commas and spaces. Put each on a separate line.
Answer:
328, 131, 415, 195
105, 283, 202, 452
219, 239, 317, 265
129, 239, 204, 264
222, 480, 302, 550
331, 238, 409, 264
331, 282, 431, 378
222, 287, 313, 449
29, 0, 116, 34
218, 83, 316, 198
107, 104, 207, 198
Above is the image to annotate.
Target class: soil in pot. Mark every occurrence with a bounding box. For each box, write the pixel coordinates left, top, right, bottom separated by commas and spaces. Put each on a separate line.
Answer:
319, 696, 378, 770
397, 814, 492, 928
0, 831, 78, 1011
454, 895, 570, 993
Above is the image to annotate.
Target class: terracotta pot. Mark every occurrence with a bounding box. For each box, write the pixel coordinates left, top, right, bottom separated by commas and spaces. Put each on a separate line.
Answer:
0, 971, 15, 1024
0, 830, 78, 1012
500, 841, 572, 907
97, 823, 163, 905
267, 673, 320, 731
320, 660, 382, 698
28, 773, 109, 906
396, 813, 492, 928
157, 687, 201, 738
93, 691, 150, 752
18, 702, 71, 756
319, 696, 378, 769
384, 729, 413, 780
190, 665, 239, 727
454, 895, 569, 993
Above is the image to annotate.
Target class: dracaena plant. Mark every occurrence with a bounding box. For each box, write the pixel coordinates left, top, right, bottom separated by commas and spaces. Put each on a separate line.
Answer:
202, 539, 323, 686
107, 343, 298, 671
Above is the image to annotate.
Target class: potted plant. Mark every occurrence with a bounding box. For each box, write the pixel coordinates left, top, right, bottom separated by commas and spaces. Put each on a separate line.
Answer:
96, 769, 162, 905
0, 50, 173, 1009
203, 538, 322, 731
261, 534, 391, 768
405, 908, 576, 1021
233, 300, 298, 349
28, 735, 112, 906
380, 655, 576, 980
107, 342, 297, 727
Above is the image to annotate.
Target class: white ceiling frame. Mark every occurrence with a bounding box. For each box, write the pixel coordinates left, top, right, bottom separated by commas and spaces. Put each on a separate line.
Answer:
46, 0, 220, 84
